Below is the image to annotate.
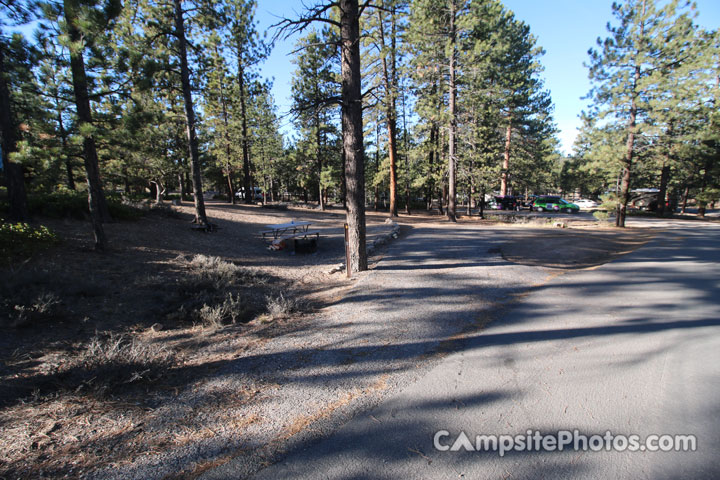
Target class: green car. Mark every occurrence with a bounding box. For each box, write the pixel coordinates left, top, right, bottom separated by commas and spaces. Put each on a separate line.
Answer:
532, 196, 580, 213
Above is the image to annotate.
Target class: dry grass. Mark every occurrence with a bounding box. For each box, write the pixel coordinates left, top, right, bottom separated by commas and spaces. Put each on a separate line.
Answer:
163, 254, 274, 328
70, 333, 173, 390
265, 292, 303, 320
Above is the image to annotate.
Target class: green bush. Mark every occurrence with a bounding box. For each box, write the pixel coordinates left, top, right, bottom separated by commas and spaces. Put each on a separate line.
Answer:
27, 191, 88, 219
593, 193, 618, 222
16, 191, 145, 220
0, 221, 60, 259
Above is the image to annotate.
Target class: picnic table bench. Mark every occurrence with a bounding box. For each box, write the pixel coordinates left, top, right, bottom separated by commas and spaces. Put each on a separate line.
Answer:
263, 221, 320, 252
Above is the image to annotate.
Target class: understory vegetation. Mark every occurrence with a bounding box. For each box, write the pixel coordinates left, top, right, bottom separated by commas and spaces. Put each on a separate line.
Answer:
1, 252, 301, 404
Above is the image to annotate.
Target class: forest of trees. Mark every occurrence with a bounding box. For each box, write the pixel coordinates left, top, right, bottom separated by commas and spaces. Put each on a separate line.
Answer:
565, 0, 719, 226
1, 0, 718, 263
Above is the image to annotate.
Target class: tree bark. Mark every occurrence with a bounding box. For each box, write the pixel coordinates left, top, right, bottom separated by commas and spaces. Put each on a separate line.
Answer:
656, 162, 670, 216
316, 108, 324, 210
237, 49, 252, 204
178, 171, 185, 202
427, 123, 436, 211
374, 122, 380, 211
64, 0, 111, 248
0, 41, 29, 222
52, 98, 76, 191
173, 0, 208, 226
446, 0, 457, 222
617, 64, 639, 228
501, 121, 512, 196
377, 6, 398, 217
617, 0, 646, 228
479, 186, 486, 219
152, 180, 165, 203
697, 157, 713, 218
340, 0, 367, 272
341, 147, 347, 208
216, 57, 235, 204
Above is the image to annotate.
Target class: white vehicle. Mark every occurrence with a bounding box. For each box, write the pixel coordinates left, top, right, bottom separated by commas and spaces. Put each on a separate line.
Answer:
574, 198, 599, 209
235, 187, 264, 201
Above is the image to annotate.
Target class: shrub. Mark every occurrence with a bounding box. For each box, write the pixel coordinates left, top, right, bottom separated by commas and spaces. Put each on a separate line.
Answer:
0, 221, 59, 259
8, 291, 61, 328
186, 254, 264, 290
266, 292, 300, 319
21, 191, 145, 220
70, 333, 173, 391
198, 293, 251, 328
165, 255, 267, 328
593, 193, 618, 223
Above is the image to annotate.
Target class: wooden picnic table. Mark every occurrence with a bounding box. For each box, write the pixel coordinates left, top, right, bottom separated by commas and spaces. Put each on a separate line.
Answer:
262, 220, 312, 241
262, 220, 321, 252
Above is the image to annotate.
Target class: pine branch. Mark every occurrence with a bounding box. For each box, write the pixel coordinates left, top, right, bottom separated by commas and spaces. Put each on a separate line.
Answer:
272, 2, 342, 43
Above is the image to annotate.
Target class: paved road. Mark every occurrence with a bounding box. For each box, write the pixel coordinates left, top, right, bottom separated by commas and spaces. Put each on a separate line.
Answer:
251, 220, 720, 479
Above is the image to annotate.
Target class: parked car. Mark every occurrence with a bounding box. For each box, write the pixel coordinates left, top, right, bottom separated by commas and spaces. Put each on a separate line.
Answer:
532, 196, 579, 213
574, 198, 599, 209
519, 195, 537, 210
493, 195, 520, 210
236, 187, 264, 202
630, 194, 659, 211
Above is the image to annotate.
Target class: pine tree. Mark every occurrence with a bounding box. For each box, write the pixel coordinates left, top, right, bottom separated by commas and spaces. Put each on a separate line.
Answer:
365, 0, 407, 217
0, 1, 32, 221
586, 0, 697, 227
277, 0, 368, 272
224, 0, 268, 204
60, 0, 124, 248
291, 29, 339, 211
203, 32, 239, 203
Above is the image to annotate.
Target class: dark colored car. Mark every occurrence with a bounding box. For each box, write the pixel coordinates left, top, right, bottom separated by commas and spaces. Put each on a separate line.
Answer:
493, 195, 519, 211
630, 194, 659, 211
532, 196, 580, 213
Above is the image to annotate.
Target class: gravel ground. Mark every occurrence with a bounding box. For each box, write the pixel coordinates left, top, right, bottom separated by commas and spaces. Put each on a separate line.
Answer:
2, 204, 650, 479
87, 222, 559, 479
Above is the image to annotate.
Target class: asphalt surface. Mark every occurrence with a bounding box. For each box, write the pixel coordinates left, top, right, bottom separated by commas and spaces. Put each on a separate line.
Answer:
249, 219, 720, 479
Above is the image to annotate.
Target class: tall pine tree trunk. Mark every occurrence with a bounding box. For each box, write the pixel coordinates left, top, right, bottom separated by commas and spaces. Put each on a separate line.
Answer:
617, 0, 646, 228
340, 0, 367, 272
173, 0, 208, 226
402, 95, 411, 215
617, 63, 640, 228
427, 124, 436, 211
178, 171, 185, 202
237, 55, 252, 204
56, 108, 75, 190
217, 54, 235, 205
656, 121, 673, 217
697, 157, 714, 218
501, 121, 512, 196
374, 122, 380, 211
446, 0, 457, 222
341, 147, 347, 209
0, 41, 29, 222
377, 6, 398, 217
64, 0, 111, 248
316, 110, 325, 210
656, 162, 670, 216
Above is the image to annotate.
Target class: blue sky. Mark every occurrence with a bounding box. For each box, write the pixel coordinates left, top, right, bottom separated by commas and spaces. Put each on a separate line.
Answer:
254, 0, 720, 155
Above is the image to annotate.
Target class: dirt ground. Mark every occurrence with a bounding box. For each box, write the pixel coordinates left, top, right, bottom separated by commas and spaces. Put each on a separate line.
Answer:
499, 226, 655, 269
0, 202, 654, 479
